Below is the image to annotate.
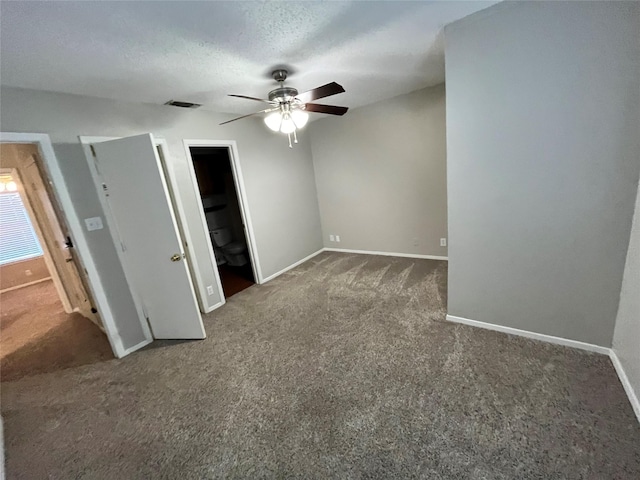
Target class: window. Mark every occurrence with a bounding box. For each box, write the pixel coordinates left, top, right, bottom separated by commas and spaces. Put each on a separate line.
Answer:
0, 191, 44, 265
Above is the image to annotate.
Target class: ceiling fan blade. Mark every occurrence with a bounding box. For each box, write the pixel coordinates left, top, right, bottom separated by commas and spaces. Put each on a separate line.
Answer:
296, 82, 345, 103
228, 94, 275, 104
219, 107, 277, 125
304, 103, 349, 116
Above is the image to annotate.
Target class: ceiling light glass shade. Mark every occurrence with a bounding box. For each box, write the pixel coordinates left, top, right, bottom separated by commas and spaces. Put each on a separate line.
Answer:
264, 111, 282, 132
279, 114, 296, 134
291, 110, 309, 129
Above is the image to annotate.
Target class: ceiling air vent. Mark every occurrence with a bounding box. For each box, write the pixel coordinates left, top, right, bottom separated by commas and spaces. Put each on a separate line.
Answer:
164, 100, 201, 109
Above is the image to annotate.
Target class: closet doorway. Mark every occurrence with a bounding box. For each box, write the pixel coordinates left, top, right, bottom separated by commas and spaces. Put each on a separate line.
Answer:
187, 144, 258, 299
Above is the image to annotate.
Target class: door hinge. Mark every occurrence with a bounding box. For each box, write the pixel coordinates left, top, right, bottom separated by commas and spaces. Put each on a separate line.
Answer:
90, 144, 97, 157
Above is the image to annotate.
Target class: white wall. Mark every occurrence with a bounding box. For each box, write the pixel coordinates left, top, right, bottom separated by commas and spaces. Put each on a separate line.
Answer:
445, 1, 640, 346
613, 176, 640, 418
310, 85, 447, 257
0, 86, 323, 350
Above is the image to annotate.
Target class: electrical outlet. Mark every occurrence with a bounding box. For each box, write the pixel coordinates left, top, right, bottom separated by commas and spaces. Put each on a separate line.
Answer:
329, 234, 335, 242
440, 238, 447, 247
25, 269, 32, 276
335, 235, 340, 242
206, 285, 214, 295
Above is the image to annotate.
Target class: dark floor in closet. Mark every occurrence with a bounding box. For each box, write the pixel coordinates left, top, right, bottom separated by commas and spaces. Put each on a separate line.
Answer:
218, 264, 255, 298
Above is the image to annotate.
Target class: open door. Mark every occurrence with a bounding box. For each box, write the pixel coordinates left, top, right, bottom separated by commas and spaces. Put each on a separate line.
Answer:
19, 159, 101, 325
90, 134, 205, 339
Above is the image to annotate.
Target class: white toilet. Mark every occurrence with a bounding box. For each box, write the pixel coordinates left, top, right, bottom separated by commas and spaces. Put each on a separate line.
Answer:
203, 196, 249, 267
211, 227, 248, 267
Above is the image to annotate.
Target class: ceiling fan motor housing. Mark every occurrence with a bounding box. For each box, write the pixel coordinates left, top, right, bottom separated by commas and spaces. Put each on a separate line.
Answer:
268, 86, 299, 103
268, 69, 299, 103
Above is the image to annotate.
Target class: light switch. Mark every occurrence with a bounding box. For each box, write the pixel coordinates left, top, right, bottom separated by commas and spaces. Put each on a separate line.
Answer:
85, 216, 104, 231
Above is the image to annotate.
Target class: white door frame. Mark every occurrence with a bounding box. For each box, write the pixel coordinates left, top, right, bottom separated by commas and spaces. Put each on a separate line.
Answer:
0, 132, 126, 357
183, 140, 263, 286
155, 139, 225, 313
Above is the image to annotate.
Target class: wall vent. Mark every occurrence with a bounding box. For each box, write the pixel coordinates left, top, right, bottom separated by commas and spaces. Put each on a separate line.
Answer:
164, 100, 201, 109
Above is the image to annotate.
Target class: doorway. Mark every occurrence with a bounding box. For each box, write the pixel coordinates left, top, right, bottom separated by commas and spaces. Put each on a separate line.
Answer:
0, 144, 112, 380
189, 146, 256, 298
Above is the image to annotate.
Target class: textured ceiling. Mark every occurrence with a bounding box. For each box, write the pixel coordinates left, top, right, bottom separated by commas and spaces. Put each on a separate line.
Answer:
0, 1, 497, 115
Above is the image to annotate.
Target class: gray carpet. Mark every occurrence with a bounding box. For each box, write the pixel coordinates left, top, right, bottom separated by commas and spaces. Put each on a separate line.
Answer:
1, 252, 639, 479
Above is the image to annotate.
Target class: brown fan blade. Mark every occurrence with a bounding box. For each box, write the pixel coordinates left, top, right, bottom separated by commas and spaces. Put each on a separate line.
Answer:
228, 94, 275, 104
219, 107, 277, 125
296, 82, 345, 103
304, 103, 349, 116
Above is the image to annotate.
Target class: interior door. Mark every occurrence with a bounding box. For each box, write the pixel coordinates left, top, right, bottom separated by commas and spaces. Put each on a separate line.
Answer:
20, 157, 102, 326
91, 134, 205, 339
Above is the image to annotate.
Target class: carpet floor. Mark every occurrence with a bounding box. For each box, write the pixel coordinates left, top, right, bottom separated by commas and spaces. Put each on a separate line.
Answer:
1, 252, 639, 479
0, 280, 113, 382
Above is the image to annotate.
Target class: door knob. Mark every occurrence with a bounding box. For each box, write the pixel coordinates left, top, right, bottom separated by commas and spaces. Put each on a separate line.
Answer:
170, 254, 182, 262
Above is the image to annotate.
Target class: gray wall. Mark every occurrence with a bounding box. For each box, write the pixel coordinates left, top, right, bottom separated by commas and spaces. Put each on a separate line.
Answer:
613, 177, 640, 414
0, 86, 323, 350
310, 85, 447, 257
445, 1, 640, 346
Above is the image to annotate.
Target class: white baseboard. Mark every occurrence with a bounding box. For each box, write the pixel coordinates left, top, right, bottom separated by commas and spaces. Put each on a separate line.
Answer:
445, 314, 610, 355
203, 299, 225, 314
260, 247, 447, 285
446, 314, 640, 425
0, 276, 52, 294
119, 338, 153, 358
261, 249, 325, 283
609, 350, 640, 423
323, 247, 448, 261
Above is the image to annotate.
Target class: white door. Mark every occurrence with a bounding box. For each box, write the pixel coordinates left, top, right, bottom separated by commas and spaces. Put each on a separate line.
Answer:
91, 134, 205, 339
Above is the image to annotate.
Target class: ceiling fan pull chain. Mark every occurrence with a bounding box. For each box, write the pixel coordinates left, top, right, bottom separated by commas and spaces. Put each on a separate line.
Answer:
288, 133, 293, 148
293, 130, 298, 144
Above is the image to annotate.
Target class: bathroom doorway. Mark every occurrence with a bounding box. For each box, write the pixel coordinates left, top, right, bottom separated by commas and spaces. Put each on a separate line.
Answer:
189, 146, 256, 298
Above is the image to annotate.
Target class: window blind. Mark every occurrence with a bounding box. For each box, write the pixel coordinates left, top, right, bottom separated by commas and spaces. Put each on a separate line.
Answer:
0, 192, 44, 265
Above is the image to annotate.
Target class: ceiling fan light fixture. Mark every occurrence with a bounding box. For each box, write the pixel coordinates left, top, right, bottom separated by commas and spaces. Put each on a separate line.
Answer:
264, 111, 282, 132
291, 109, 309, 129
279, 113, 297, 134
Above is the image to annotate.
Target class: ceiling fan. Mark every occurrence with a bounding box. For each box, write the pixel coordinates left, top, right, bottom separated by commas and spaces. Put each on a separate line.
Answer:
220, 69, 348, 147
